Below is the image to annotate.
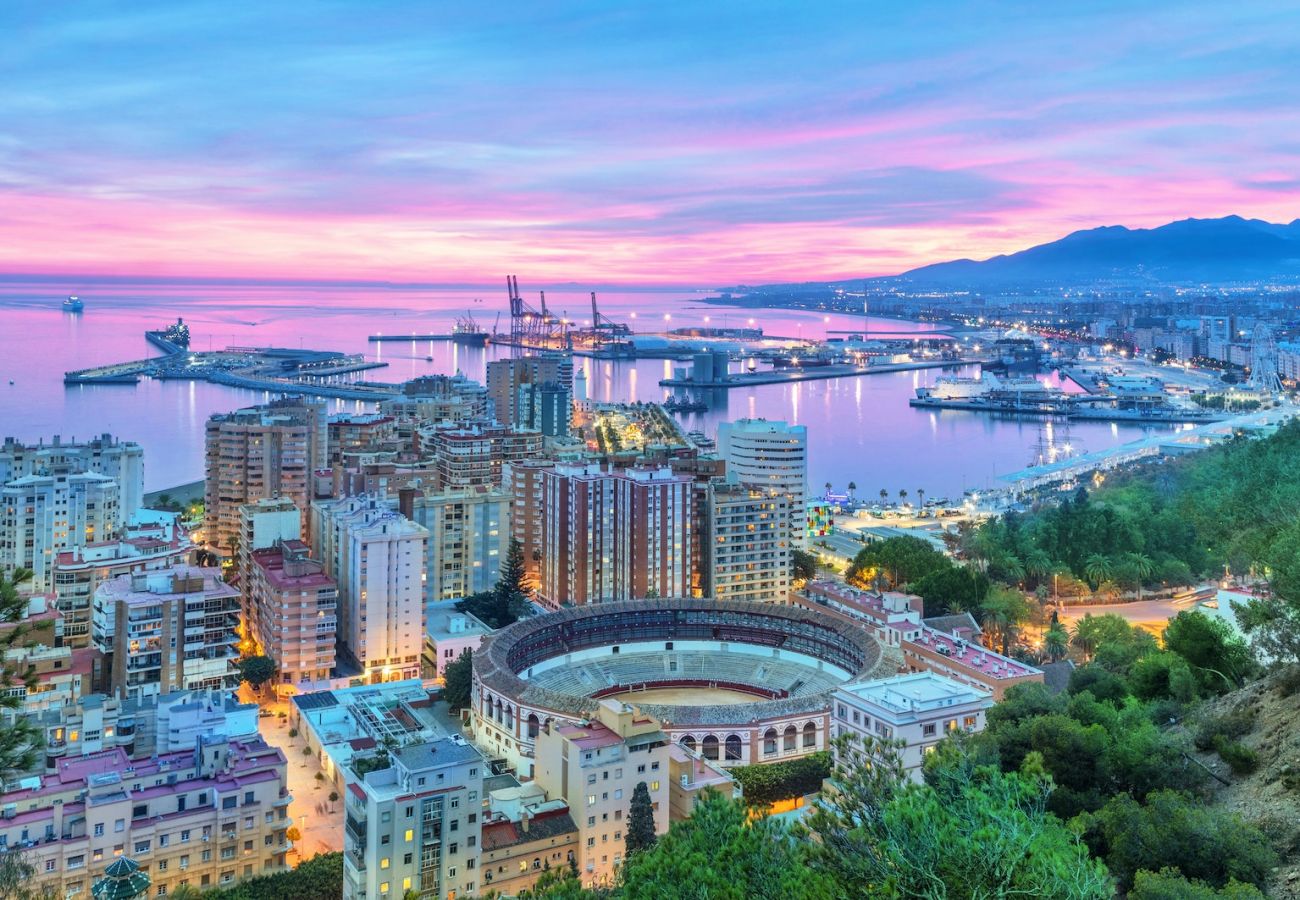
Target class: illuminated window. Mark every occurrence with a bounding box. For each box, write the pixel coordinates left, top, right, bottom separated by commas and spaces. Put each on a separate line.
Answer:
404, 829, 413, 842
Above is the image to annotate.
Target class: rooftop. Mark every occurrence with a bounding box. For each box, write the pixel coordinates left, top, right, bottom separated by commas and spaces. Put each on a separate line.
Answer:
838, 672, 991, 715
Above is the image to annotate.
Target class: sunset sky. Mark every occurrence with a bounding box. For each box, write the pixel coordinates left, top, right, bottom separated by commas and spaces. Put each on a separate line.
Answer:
3, 1, 1298, 285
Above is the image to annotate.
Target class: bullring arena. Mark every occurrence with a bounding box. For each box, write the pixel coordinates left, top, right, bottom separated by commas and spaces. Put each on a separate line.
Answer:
470, 599, 898, 774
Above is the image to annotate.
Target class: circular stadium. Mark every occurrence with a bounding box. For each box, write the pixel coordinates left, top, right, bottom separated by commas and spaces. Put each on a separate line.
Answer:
470, 599, 893, 771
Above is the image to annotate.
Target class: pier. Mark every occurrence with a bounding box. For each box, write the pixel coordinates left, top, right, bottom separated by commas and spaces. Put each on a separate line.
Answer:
659, 357, 984, 389
908, 396, 1229, 424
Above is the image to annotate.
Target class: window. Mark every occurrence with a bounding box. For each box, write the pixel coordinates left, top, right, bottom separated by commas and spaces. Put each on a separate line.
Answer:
587, 795, 596, 806
650, 781, 660, 792
404, 854, 412, 865
381, 858, 390, 870
404, 829, 413, 842
379, 884, 389, 894
922, 723, 937, 737
94, 824, 105, 837
180, 829, 190, 842
222, 797, 237, 810
135, 841, 150, 854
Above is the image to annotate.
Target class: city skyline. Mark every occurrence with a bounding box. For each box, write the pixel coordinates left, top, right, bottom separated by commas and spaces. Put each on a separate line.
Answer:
4, 1, 1298, 286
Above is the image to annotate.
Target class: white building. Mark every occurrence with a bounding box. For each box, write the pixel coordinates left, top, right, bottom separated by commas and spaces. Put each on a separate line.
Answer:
0, 434, 144, 526
2, 471, 120, 592
831, 672, 993, 779
343, 737, 487, 900
312, 495, 428, 683
717, 419, 808, 550
426, 608, 492, 680
706, 479, 790, 603
403, 486, 511, 602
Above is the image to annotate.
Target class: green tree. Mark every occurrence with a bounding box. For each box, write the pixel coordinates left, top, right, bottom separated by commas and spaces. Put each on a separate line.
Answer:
0, 847, 59, 900
847, 536, 950, 591
912, 565, 990, 616
0, 568, 46, 784
1044, 623, 1069, 662
626, 781, 657, 855
1128, 868, 1265, 900
201, 851, 343, 899
238, 655, 279, 693
619, 791, 836, 900
727, 752, 831, 808
791, 549, 817, 585
457, 538, 531, 628
443, 647, 473, 711
980, 585, 1032, 655
1163, 610, 1255, 691
802, 734, 1109, 899
1082, 790, 1275, 893
1083, 554, 1113, 590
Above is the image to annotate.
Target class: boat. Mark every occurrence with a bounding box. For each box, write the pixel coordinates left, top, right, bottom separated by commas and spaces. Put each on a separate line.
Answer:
425, 356, 434, 362
451, 314, 488, 347
664, 396, 708, 413
63, 295, 84, 312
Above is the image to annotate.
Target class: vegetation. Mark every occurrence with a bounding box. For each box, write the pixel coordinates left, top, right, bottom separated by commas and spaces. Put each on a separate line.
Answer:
846, 535, 949, 592
456, 538, 531, 628
791, 548, 817, 585
625, 782, 657, 856
201, 851, 343, 899
1128, 869, 1265, 900
237, 655, 279, 692
727, 752, 831, 808
443, 647, 473, 710
0, 568, 45, 786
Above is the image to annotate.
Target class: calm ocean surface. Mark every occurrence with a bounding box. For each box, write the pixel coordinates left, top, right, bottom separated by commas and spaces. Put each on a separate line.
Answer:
0, 283, 1180, 495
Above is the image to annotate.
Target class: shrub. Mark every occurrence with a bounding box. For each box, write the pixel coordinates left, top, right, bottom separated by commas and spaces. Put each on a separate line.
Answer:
1212, 737, 1259, 775
288, 728, 298, 738
1274, 665, 1300, 698
728, 752, 832, 807
1194, 708, 1254, 751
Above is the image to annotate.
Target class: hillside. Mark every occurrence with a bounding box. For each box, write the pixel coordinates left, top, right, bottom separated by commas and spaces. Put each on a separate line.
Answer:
1180, 667, 1300, 898
893, 215, 1300, 285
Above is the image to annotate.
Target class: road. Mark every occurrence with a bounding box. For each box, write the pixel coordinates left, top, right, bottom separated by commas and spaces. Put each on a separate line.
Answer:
1056, 595, 1201, 637
241, 685, 345, 861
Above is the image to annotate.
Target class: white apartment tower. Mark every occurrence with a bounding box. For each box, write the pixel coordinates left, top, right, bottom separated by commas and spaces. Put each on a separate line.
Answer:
400, 486, 511, 602
716, 419, 808, 550
312, 495, 427, 683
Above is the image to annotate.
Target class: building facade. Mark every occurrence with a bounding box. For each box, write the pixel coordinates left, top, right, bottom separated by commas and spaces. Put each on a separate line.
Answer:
312, 495, 427, 683
247, 541, 338, 694
343, 738, 486, 900
91, 566, 240, 701
716, 419, 808, 550
401, 486, 511, 603
203, 398, 326, 554
486, 355, 573, 435
705, 480, 790, 603
0, 736, 290, 898
831, 672, 993, 778
539, 465, 693, 607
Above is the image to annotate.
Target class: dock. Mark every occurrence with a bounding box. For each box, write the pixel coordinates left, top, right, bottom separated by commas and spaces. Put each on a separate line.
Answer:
659, 357, 982, 389
908, 396, 1229, 424
369, 332, 488, 347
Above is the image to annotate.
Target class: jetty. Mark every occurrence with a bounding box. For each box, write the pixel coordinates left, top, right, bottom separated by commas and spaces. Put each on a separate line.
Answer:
659, 357, 984, 389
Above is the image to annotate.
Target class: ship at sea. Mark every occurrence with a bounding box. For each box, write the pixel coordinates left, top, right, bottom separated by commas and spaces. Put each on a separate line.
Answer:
145, 317, 192, 353
63, 295, 84, 312
915, 372, 1062, 407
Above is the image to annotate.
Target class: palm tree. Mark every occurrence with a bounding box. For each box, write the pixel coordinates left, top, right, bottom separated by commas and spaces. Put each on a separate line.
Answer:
879, 488, 888, 504
1044, 624, 1069, 662
917, 487, 925, 510
1070, 620, 1095, 662
1126, 552, 1154, 601
898, 489, 909, 506
824, 481, 832, 497
1083, 554, 1113, 591
996, 554, 1026, 584
1024, 549, 1052, 586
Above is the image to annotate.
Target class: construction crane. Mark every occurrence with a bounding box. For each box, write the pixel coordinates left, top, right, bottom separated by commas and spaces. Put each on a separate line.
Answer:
505, 275, 566, 351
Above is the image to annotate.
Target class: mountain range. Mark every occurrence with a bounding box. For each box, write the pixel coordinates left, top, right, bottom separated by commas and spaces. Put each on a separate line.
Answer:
882, 215, 1300, 285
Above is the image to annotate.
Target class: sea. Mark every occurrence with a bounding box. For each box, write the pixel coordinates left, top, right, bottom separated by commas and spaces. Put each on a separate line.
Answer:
0, 283, 1182, 498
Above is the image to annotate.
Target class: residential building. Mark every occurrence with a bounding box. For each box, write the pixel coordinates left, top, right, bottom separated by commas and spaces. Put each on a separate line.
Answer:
486, 355, 573, 435
425, 609, 491, 680
247, 540, 338, 694
2, 470, 121, 593
3, 644, 94, 718
832, 672, 993, 778
203, 398, 327, 554
666, 744, 741, 821
91, 566, 240, 701
343, 738, 487, 900
480, 779, 578, 896
311, 495, 427, 683
533, 700, 670, 885
420, 423, 544, 490
236, 497, 302, 642
0, 433, 144, 527
1, 736, 291, 898
327, 414, 398, 467
400, 486, 510, 603
716, 419, 808, 549
539, 465, 693, 607
705, 479, 790, 603
52, 526, 193, 649
379, 374, 490, 428
502, 460, 554, 592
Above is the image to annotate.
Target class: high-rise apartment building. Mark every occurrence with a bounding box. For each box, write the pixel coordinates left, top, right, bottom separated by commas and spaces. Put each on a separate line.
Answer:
91, 565, 239, 701
421, 423, 544, 490
717, 418, 808, 550
3, 736, 291, 898
52, 523, 193, 648
539, 465, 692, 607
705, 480, 790, 603
311, 495, 427, 683
236, 498, 302, 642
486, 355, 573, 435
533, 700, 670, 885
0, 434, 144, 523
247, 540, 338, 694
203, 398, 327, 554
343, 738, 487, 900
502, 460, 554, 592
400, 486, 511, 602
